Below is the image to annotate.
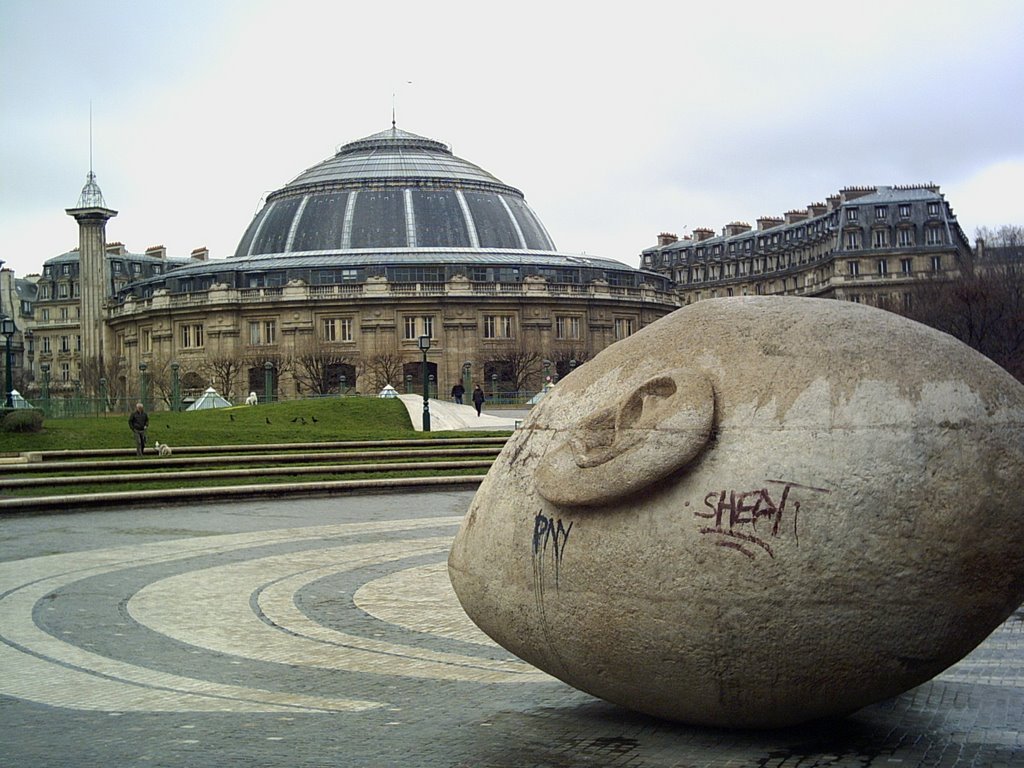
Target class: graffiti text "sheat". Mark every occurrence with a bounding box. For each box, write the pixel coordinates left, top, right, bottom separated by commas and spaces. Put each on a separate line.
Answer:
694, 480, 829, 560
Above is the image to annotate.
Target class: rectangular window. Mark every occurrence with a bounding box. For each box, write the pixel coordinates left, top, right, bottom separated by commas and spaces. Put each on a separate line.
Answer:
848, 260, 860, 277
872, 229, 889, 248
75, 335, 81, 352
898, 204, 911, 219
61, 362, 70, 382
42, 336, 51, 353
178, 324, 203, 348
901, 258, 913, 274
897, 229, 914, 247
132, 263, 142, 274
483, 315, 513, 339
875, 206, 888, 220
248, 320, 276, 345
925, 228, 945, 245
403, 315, 434, 340
877, 259, 888, 276
41, 308, 50, 321
614, 318, 634, 340
927, 202, 940, 216
555, 316, 581, 340
340, 318, 353, 342
59, 307, 68, 321
60, 335, 70, 353
903, 292, 913, 310
931, 255, 942, 272
846, 208, 859, 222
845, 231, 861, 250
323, 318, 337, 342
113, 261, 122, 274
58, 283, 69, 298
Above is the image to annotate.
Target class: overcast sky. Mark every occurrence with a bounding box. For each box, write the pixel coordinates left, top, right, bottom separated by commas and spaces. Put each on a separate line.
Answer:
1, 0, 1022, 278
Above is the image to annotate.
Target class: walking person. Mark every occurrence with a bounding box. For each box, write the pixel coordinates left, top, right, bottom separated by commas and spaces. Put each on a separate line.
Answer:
128, 402, 149, 457
472, 384, 485, 417
451, 382, 465, 404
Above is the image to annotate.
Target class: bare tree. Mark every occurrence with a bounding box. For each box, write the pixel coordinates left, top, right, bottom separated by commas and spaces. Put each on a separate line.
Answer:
975, 225, 1024, 250
290, 336, 356, 395
548, 344, 592, 380
79, 355, 128, 408
364, 339, 404, 390
900, 241, 1024, 382
143, 353, 174, 408
204, 353, 246, 401
485, 339, 545, 393
243, 352, 291, 400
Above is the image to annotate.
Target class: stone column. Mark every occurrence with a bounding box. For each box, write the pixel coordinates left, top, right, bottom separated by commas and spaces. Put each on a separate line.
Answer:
67, 173, 117, 388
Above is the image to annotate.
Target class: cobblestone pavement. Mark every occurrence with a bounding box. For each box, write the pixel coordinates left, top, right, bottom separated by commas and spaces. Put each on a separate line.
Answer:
1, 492, 1021, 767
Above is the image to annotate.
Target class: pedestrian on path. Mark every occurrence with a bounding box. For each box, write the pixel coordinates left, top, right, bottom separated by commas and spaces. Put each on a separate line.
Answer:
128, 402, 149, 457
472, 384, 485, 417
451, 382, 465, 404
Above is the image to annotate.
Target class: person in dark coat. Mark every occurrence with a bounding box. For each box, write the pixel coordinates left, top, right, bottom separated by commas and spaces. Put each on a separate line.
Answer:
128, 402, 149, 457
451, 382, 465, 404
472, 384, 485, 417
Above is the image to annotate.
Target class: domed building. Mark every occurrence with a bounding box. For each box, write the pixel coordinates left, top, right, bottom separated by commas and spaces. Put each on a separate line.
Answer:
88, 126, 677, 403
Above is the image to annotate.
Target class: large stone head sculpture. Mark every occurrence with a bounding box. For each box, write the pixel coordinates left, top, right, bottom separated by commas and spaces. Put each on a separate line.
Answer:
448, 297, 1024, 728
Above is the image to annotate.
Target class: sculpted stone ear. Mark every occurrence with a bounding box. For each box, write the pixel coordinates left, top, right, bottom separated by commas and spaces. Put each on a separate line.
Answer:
535, 369, 715, 507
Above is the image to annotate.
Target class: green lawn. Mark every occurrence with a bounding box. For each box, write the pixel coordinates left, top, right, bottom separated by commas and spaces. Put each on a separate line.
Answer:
0, 398, 456, 453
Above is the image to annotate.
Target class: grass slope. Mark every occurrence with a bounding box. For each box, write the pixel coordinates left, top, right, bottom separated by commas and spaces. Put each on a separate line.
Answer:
1, 398, 420, 452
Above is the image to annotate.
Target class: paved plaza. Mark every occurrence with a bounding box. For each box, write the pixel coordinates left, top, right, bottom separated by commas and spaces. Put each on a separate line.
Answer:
0, 491, 1021, 767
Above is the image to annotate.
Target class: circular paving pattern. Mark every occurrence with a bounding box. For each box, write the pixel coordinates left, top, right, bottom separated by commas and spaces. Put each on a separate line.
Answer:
1, 494, 1022, 767
0, 515, 547, 715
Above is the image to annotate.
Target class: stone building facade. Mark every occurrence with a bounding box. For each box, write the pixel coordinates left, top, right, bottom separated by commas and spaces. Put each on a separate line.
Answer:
2, 130, 983, 410
8, 126, 676, 406
640, 185, 972, 311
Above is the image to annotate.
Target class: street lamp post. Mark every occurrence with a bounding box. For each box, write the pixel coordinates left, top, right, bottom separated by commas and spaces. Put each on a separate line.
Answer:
418, 334, 431, 432
138, 362, 148, 411
491, 373, 498, 404
1, 316, 15, 409
462, 362, 471, 394
99, 377, 107, 415
340, 374, 347, 396
170, 361, 180, 412
41, 363, 50, 415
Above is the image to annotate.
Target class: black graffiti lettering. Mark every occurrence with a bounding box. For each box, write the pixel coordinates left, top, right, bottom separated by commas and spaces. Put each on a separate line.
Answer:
533, 513, 573, 561
532, 513, 574, 593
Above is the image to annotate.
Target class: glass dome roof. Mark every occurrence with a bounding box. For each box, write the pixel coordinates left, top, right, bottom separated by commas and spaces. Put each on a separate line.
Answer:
233, 126, 556, 258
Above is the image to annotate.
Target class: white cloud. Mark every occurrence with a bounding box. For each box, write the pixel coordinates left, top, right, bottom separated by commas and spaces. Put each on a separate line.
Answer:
1, 0, 1023, 277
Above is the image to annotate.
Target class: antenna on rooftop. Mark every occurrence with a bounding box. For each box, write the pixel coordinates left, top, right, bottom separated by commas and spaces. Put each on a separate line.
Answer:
392, 82, 413, 129
89, 101, 94, 174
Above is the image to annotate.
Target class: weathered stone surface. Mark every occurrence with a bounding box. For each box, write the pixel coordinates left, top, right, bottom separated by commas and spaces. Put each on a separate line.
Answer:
448, 296, 1024, 728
